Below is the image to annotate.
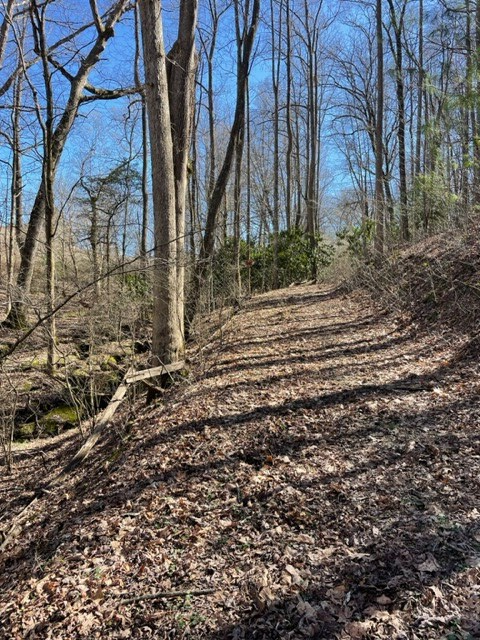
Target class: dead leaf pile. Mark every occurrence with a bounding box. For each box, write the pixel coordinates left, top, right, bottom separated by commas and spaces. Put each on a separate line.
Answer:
0, 285, 479, 639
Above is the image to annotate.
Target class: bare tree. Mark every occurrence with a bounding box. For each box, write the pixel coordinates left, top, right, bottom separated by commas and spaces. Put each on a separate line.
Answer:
386, 0, 409, 241
198, 0, 260, 290
374, 0, 385, 254
2, 0, 133, 328
138, 0, 198, 364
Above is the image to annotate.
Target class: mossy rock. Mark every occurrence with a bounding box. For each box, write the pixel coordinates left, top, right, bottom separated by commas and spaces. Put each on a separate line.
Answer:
40, 405, 79, 435
32, 356, 48, 368
100, 355, 118, 371
67, 367, 90, 390
0, 344, 12, 357
56, 354, 79, 368
21, 356, 48, 371
14, 421, 36, 440
71, 367, 90, 379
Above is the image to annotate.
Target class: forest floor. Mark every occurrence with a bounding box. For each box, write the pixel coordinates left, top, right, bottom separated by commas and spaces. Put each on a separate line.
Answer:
0, 284, 479, 639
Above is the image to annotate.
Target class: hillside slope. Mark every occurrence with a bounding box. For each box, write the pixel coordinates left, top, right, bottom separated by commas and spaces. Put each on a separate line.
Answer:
366, 224, 480, 338
0, 285, 479, 639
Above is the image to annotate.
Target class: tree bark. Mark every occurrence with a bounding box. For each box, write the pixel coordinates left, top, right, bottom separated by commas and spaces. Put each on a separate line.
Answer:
166, 1, 198, 342
387, 0, 409, 241
374, 0, 385, 254
135, 3, 149, 270
139, 0, 197, 363
415, 0, 424, 180
285, 0, 293, 231
270, 0, 282, 287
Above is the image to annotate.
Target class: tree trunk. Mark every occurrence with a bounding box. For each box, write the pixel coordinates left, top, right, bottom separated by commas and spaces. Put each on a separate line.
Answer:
285, 0, 293, 231
473, 0, 480, 205
374, 0, 385, 254
12, 72, 24, 251
200, 0, 260, 265
270, 0, 282, 288
139, 0, 179, 364
387, 0, 409, 241
139, 0, 197, 364
135, 3, 149, 270
415, 0, 424, 180
192, 0, 260, 320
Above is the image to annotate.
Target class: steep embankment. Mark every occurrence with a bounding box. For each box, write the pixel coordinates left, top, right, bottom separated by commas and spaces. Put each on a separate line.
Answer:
366, 224, 480, 341
0, 284, 479, 639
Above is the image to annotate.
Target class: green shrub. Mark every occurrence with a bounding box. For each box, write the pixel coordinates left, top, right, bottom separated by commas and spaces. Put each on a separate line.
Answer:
211, 228, 334, 296
337, 219, 375, 257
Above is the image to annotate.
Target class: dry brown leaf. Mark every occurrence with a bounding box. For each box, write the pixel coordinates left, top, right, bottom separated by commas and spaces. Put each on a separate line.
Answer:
417, 554, 440, 573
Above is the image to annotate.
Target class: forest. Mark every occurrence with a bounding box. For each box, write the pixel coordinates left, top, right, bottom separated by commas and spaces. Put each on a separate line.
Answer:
0, 0, 479, 638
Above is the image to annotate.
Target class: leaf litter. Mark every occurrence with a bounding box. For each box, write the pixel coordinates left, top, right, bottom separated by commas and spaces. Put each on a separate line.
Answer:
0, 284, 479, 639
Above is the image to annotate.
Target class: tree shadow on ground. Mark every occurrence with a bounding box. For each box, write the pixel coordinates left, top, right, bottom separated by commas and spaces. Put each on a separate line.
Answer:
226, 316, 380, 351
245, 288, 345, 313
1, 356, 477, 580
203, 333, 419, 381
203, 515, 480, 639
1, 286, 478, 638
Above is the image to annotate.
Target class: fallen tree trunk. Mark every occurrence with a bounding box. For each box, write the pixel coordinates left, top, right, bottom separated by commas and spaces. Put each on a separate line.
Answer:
126, 360, 185, 383
59, 360, 185, 475
0, 360, 185, 550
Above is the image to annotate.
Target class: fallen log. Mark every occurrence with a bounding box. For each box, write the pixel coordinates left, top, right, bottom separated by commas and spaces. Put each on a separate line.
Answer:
0, 360, 186, 550
125, 361, 185, 384
61, 366, 135, 474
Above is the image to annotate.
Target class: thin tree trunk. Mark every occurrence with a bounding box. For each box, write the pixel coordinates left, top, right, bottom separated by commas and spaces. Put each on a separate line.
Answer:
32, 1, 57, 372
270, 0, 282, 287
387, 0, 409, 241
0, 0, 15, 68
139, 0, 181, 363
415, 0, 424, 180
294, 104, 302, 228
285, 0, 293, 231
233, 128, 244, 298
12, 72, 24, 251
135, 3, 149, 270
462, 0, 473, 216
374, 0, 385, 254
246, 77, 252, 295
473, 0, 480, 205
193, 0, 260, 319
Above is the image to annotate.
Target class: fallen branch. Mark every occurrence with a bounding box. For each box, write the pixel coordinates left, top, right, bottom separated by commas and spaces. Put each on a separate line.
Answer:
58, 361, 185, 474
0, 368, 134, 549
125, 361, 185, 384
58, 366, 135, 476
119, 588, 216, 605
0, 497, 38, 551
0, 361, 186, 550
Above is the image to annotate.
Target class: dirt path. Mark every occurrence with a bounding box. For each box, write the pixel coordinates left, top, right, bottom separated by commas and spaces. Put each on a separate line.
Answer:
1, 285, 479, 639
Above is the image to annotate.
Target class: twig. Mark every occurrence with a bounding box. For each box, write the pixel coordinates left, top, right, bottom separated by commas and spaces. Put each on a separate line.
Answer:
190, 308, 236, 360
119, 588, 216, 605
